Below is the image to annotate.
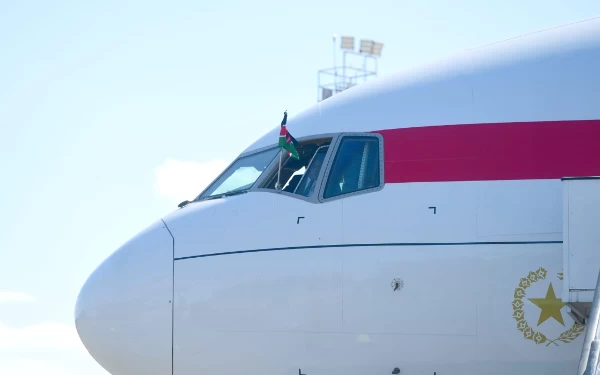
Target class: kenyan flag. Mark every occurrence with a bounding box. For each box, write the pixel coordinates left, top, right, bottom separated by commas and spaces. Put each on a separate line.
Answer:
278, 111, 299, 159
279, 125, 299, 160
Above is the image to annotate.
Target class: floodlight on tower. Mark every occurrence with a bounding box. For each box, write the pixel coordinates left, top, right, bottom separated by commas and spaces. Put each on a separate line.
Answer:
360, 39, 374, 54
341, 36, 354, 50
372, 42, 384, 57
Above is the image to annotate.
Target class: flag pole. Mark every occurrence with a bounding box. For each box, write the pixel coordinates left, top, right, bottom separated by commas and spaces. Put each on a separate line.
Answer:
276, 148, 283, 190
276, 110, 288, 190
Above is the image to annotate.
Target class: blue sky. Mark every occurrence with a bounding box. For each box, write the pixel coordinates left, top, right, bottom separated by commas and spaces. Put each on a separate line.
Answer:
0, 1, 598, 373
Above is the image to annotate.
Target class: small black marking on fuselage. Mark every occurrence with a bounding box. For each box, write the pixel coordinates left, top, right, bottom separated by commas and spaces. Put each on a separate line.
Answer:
297, 216, 305, 224
428, 206, 437, 214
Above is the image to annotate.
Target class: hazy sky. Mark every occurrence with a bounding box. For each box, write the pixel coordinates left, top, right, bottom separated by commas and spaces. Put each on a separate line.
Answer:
0, 1, 598, 373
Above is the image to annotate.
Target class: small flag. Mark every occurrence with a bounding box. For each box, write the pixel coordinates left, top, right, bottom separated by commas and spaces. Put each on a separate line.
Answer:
279, 111, 299, 159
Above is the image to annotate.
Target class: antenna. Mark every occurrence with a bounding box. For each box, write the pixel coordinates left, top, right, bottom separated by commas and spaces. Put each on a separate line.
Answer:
317, 35, 384, 102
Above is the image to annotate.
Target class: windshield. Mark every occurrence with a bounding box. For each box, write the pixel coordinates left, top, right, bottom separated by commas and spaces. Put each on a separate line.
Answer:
197, 147, 279, 199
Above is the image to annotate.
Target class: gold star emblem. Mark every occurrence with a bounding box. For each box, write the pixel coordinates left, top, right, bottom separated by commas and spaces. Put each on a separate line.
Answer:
528, 283, 565, 326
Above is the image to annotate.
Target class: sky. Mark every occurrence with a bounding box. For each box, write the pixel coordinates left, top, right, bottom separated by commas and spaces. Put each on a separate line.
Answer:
0, 1, 599, 373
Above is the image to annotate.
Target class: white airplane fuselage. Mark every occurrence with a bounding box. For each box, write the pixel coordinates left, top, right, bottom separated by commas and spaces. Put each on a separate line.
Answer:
75, 19, 600, 375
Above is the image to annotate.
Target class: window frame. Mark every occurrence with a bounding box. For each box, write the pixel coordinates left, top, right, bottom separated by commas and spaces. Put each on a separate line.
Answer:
192, 132, 383, 204
193, 145, 280, 201
318, 132, 385, 203
251, 133, 340, 203
293, 144, 330, 196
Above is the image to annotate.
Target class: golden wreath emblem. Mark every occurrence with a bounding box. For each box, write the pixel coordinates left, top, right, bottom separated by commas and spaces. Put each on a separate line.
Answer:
512, 267, 585, 346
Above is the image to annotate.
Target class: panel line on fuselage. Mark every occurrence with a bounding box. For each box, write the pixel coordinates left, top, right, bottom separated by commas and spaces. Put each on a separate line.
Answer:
161, 219, 176, 375
173, 240, 563, 261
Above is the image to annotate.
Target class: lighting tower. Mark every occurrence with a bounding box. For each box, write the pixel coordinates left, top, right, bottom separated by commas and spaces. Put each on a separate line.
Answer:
317, 35, 384, 102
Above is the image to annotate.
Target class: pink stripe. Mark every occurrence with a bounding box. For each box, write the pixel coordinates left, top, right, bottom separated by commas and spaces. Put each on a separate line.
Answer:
373, 120, 600, 183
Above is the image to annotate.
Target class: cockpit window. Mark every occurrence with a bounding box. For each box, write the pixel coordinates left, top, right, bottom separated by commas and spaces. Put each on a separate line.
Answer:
197, 147, 279, 200
323, 136, 381, 199
259, 137, 332, 195
294, 146, 328, 197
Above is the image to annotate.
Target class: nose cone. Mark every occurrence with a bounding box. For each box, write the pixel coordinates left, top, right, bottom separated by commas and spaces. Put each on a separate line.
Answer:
75, 220, 174, 375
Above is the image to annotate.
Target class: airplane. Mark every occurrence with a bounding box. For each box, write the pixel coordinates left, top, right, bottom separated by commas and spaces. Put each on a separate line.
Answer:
74, 17, 600, 375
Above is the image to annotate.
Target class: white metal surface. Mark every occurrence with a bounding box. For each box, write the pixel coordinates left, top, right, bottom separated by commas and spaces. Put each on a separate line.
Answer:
75, 220, 174, 375
73, 18, 600, 375
563, 178, 600, 303
173, 247, 344, 373
170, 237, 578, 374
164, 192, 343, 259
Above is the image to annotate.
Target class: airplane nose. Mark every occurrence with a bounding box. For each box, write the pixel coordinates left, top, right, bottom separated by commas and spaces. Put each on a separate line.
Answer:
75, 220, 174, 375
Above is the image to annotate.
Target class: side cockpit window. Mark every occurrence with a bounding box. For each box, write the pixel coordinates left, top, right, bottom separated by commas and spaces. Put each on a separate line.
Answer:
323, 135, 382, 199
294, 146, 328, 197
259, 137, 332, 196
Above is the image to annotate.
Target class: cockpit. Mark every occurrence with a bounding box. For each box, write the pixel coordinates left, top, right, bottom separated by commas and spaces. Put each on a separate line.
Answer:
193, 132, 383, 204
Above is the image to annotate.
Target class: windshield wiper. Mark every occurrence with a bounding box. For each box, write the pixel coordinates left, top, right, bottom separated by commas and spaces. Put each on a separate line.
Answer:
201, 189, 248, 201
224, 189, 248, 197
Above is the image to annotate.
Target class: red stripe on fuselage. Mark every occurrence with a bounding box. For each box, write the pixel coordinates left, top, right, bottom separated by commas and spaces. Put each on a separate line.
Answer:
374, 120, 600, 183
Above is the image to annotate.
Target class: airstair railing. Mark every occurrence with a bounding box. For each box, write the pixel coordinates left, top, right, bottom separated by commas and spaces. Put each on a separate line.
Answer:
578, 270, 600, 375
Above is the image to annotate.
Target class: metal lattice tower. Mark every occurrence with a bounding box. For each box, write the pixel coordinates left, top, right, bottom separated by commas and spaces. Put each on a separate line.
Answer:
317, 35, 384, 102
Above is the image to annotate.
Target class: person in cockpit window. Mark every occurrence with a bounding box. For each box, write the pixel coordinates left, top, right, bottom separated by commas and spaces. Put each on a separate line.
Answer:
296, 150, 325, 197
